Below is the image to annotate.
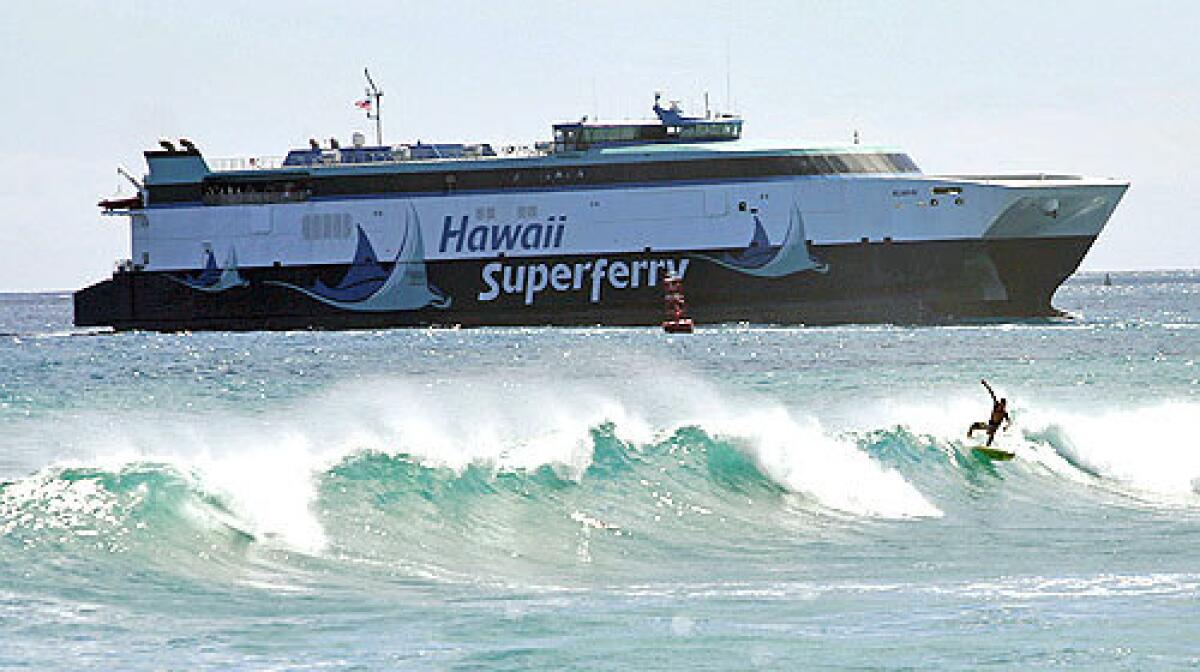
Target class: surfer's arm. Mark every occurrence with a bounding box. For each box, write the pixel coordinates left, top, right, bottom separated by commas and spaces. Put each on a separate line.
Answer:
981, 379, 998, 403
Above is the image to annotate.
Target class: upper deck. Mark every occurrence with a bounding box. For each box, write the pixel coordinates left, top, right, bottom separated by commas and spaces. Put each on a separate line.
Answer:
550, 94, 743, 152
152, 94, 913, 179
129, 95, 922, 207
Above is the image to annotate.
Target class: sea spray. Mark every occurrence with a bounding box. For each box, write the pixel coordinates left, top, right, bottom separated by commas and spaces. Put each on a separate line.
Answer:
848, 394, 1200, 504
1019, 401, 1200, 499
693, 407, 942, 519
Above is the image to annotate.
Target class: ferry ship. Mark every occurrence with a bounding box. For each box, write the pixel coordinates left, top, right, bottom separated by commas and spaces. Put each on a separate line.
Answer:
75, 93, 1127, 330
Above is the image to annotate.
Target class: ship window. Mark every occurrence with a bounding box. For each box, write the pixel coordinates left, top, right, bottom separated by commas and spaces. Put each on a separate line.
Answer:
890, 153, 920, 173
202, 179, 312, 206
859, 154, 887, 173
302, 213, 352, 240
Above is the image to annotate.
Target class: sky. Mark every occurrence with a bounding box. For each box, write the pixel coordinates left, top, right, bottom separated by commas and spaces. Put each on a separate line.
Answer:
0, 0, 1197, 291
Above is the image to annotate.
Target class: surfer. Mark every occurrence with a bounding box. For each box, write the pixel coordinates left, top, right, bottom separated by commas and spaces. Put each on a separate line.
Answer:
967, 379, 1011, 447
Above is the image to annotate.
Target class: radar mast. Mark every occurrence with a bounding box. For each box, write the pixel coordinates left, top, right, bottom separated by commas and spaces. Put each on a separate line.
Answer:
363, 68, 384, 146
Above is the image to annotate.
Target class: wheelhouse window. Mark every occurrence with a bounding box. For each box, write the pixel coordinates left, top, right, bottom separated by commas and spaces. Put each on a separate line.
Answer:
202, 180, 312, 206
553, 118, 742, 151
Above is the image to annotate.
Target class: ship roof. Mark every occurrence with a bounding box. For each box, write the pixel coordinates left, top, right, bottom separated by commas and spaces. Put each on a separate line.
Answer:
203, 140, 911, 179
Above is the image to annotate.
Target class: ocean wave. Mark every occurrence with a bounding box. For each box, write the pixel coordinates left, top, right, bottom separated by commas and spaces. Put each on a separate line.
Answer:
4, 377, 1196, 582
1019, 401, 1200, 500
861, 394, 1200, 504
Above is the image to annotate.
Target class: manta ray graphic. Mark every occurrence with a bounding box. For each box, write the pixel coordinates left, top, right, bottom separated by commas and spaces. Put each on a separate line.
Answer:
308, 225, 392, 302
268, 206, 450, 312
718, 215, 777, 269
173, 248, 249, 292
704, 204, 829, 277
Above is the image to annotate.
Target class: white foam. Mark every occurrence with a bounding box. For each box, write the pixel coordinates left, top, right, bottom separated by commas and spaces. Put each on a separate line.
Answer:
700, 406, 943, 519
853, 392, 1200, 502
7, 366, 948, 546
1020, 401, 1200, 498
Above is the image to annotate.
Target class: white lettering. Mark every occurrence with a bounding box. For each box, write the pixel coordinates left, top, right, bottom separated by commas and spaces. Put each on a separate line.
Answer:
525, 265, 548, 305
608, 261, 629, 289
476, 256, 691, 305
590, 258, 609, 303
664, 258, 690, 279
551, 263, 572, 291
648, 260, 663, 286
502, 265, 526, 293
573, 262, 590, 290
478, 261, 502, 300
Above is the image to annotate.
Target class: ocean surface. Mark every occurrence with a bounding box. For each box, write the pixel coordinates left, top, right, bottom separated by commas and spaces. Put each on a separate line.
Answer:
1, 271, 1198, 670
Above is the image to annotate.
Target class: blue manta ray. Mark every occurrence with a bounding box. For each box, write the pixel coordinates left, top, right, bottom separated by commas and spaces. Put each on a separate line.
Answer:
720, 215, 780, 269
184, 250, 223, 288
310, 225, 392, 301
176, 248, 248, 292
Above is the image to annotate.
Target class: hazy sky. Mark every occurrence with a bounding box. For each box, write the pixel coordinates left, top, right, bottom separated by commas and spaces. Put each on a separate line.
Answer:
1, 1, 1196, 291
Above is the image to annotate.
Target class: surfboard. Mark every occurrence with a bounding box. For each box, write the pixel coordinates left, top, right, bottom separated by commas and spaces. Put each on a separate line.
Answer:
972, 445, 1016, 461
966, 425, 1016, 461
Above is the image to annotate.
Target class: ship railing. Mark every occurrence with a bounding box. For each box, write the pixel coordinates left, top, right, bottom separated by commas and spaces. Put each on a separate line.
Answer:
206, 144, 552, 172
937, 173, 1085, 182
208, 156, 287, 172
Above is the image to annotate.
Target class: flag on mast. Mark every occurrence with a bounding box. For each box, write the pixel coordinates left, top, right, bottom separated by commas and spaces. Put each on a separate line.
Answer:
355, 99, 372, 110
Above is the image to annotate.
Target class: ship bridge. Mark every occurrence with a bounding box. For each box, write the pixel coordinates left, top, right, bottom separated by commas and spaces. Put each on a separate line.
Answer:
552, 94, 742, 152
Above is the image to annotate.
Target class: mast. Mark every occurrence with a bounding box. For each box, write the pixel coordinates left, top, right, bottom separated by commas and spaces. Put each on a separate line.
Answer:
363, 68, 384, 145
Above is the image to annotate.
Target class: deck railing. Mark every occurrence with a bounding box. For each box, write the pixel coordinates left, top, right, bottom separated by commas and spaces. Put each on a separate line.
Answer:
207, 156, 287, 172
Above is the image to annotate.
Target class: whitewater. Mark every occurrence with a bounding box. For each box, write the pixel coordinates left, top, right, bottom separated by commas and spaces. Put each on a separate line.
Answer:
1, 271, 1197, 669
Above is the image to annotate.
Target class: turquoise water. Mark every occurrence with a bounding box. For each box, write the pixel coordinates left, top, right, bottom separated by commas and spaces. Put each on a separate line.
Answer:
1, 272, 1198, 669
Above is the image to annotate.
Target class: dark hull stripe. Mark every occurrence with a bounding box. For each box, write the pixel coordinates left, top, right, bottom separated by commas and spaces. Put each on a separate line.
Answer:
74, 236, 1095, 332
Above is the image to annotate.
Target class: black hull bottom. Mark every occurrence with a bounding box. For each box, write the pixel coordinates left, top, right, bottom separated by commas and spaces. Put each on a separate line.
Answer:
75, 236, 1096, 331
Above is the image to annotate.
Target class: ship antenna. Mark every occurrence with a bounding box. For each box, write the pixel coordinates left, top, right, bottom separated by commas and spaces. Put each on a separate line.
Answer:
724, 33, 732, 112
363, 67, 384, 146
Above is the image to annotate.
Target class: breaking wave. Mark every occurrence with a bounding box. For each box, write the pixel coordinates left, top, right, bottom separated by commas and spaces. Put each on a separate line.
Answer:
3, 377, 1196, 586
